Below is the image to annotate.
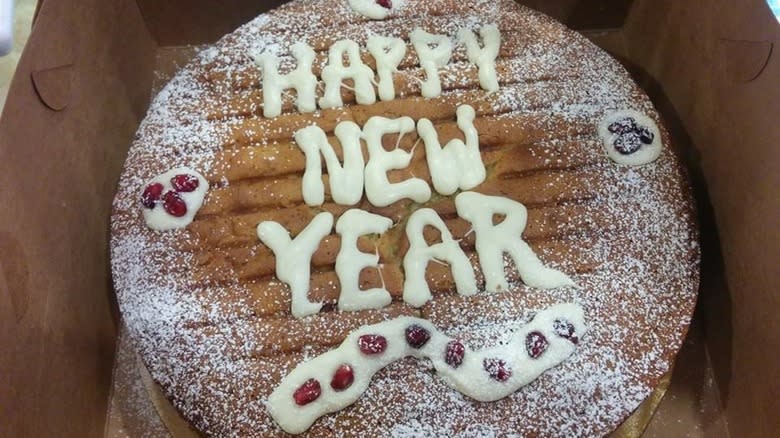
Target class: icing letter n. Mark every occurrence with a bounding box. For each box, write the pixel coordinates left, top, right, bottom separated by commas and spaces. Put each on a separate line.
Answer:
257, 212, 333, 318
294, 121, 364, 206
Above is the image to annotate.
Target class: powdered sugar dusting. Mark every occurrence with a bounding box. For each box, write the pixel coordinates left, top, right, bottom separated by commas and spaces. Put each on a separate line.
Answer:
110, 0, 699, 436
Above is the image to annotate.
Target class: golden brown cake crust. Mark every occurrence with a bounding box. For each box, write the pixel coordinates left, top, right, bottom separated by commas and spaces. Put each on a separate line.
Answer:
110, 0, 699, 436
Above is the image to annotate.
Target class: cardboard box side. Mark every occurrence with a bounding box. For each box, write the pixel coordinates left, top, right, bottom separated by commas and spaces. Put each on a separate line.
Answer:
134, 0, 633, 46
0, 0, 157, 436
135, 0, 288, 45
623, 0, 780, 436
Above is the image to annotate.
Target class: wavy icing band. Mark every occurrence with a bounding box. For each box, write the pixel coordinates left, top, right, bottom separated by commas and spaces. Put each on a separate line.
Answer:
266, 303, 586, 434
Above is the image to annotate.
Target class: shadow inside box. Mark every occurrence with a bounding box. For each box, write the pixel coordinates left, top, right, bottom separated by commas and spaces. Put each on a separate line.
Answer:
517, 0, 634, 30
617, 61, 734, 436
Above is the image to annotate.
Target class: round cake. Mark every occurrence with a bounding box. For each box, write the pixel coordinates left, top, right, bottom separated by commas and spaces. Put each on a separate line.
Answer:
110, 0, 700, 436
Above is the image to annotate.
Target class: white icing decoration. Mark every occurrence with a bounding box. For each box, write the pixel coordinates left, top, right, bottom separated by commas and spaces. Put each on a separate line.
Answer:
366, 35, 406, 101
402, 208, 476, 307
347, 0, 392, 20
335, 209, 394, 311
455, 192, 576, 291
417, 104, 485, 195
267, 303, 586, 435
253, 42, 318, 118
410, 28, 453, 98
294, 121, 365, 206
320, 40, 377, 109
598, 110, 663, 166
363, 115, 432, 207
257, 212, 334, 318
142, 167, 208, 231
458, 24, 501, 92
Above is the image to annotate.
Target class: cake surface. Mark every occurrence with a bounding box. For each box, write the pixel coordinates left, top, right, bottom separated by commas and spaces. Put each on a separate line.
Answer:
110, 0, 700, 436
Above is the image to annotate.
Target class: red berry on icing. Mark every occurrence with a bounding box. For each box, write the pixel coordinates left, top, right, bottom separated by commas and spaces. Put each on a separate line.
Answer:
376, 0, 392, 9
141, 182, 164, 208
162, 191, 187, 217
445, 340, 465, 368
526, 331, 549, 359
613, 132, 643, 155
358, 334, 387, 355
553, 319, 579, 344
405, 324, 431, 349
483, 358, 512, 382
171, 173, 200, 192
293, 378, 321, 406
607, 117, 637, 135
638, 127, 655, 145
330, 364, 354, 391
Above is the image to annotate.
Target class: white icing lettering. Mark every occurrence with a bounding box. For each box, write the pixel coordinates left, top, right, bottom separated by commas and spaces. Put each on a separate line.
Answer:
363, 115, 431, 207
248, 27, 505, 118
402, 208, 476, 307
253, 42, 318, 118
294, 121, 365, 206
366, 35, 406, 101
335, 209, 394, 311
455, 192, 576, 291
458, 24, 501, 92
257, 212, 334, 318
320, 40, 377, 109
410, 28, 452, 98
417, 104, 485, 195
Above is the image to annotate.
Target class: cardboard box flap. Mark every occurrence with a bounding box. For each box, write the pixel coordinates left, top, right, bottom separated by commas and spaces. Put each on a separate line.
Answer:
625, 0, 780, 436
0, 0, 156, 436
719, 39, 773, 82
31, 64, 73, 111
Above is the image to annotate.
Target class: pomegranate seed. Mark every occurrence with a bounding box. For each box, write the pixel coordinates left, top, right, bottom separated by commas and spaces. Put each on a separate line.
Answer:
330, 364, 354, 391
614, 132, 642, 155
405, 324, 431, 349
526, 331, 549, 359
607, 117, 637, 135
445, 340, 465, 368
483, 358, 512, 382
171, 174, 200, 192
141, 182, 164, 208
638, 127, 655, 145
292, 378, 321, 406
376, 0, 392, 9
162, 191, 187, 217
358, 334, 387, 355
553, 319, 579, 344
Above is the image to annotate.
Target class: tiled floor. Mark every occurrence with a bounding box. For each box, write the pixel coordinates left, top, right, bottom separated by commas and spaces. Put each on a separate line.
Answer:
0, 0, 35, 112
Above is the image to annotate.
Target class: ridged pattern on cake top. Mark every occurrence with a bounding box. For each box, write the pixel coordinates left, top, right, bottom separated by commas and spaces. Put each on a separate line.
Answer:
110, 0, 699, 436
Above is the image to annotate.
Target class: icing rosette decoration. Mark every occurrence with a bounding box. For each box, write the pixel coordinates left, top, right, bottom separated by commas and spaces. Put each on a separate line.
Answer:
598, 110, 663, 166
140, 167, 208, 230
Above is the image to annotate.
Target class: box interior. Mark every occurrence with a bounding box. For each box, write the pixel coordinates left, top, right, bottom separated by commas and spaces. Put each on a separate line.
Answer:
0, 0, 778, 436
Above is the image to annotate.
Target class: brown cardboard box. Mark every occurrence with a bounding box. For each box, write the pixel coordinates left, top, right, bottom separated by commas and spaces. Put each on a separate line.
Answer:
0, 0, 777, 436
